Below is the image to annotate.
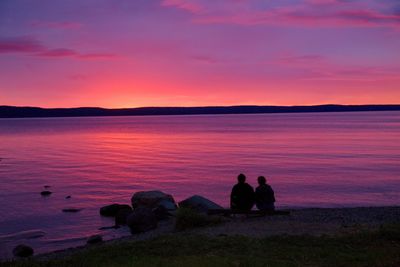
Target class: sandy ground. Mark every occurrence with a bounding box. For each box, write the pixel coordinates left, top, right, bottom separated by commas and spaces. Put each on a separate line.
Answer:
192, 206, 400, 237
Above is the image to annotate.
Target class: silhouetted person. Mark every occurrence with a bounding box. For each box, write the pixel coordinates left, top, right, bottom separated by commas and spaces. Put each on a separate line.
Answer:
255, 176, 275, 212
230, 173, 254, 210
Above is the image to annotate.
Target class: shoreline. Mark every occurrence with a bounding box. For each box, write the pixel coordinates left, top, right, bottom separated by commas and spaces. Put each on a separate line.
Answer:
1, 104, 400, 119
14, 205, 399, 262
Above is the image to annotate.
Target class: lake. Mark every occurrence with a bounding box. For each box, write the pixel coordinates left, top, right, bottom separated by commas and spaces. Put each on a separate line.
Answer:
0, 111, 399, 258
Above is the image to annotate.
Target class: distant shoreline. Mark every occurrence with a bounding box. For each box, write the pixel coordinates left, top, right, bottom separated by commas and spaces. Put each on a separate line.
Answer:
1, 104, 400, 118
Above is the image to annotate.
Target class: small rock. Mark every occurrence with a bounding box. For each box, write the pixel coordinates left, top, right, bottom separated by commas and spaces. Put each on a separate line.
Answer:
100, 204, 132, 217
40, 191, 52, 196
13, 244, 34, 257
99, 226, 120, 230
87, 235, 103, 244
62, 208, 82, 213
65, 196, 71, 199
127, 207, 158, 234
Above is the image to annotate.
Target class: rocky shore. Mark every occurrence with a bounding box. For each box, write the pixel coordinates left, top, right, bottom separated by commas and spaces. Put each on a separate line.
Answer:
4, 189, 400, 262
29, 205, 400, 262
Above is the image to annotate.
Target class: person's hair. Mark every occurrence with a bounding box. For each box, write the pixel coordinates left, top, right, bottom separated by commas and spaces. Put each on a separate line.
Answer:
237, 173, 246, 183
258, 176, 266, 185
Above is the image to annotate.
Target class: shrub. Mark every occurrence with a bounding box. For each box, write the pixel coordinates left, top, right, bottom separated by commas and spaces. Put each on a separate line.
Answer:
379, 223, 400, 241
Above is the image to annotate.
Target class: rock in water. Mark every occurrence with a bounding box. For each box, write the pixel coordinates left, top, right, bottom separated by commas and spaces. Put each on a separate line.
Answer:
115, 208, 133, 226
99, 226, 120, 230
87, 235, 103, 244
179, 195, 223, 213
40, 191, 52, 196
100, 204, 132, 217
131, 190, 177, 211
62, 208, 82, 213
127, 207, 158, 233
13, 244, 34, 257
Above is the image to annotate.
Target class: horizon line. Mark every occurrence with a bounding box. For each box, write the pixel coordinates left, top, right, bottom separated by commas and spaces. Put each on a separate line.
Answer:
2, 103, 400, 110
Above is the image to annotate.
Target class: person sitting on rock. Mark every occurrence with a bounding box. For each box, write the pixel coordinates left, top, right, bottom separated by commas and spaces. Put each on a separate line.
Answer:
230, 173, 255, 211
255, 176, 275, 212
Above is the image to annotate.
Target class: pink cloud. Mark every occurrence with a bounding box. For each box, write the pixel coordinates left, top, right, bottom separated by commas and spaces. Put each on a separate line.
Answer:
37, 48, 77, 57
283, 8, 400, 27
161, 0, 400, 28
0, 36, 44, 53
276, 55, 325, 65
0, 36, 117, 60
305, 0, 343, 5
335, 10, 400, 25
270, 53, 400, 82
77, 53, 117, 60
198, 9, 400, 28
161, 0, 203, 14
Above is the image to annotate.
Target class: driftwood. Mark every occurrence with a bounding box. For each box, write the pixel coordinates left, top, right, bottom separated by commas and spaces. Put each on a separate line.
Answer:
207, 209, 290, 216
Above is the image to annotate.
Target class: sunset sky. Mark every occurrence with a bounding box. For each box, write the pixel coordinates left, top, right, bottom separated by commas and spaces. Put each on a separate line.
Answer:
1, 0, 399, 108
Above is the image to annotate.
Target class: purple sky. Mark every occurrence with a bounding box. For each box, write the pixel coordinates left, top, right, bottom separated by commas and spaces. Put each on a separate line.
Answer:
1, 0, 399, 107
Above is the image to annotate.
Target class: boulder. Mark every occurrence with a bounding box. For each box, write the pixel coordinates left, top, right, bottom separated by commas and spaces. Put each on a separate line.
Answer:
127, 207, 158, 233
87, 235, 103, 244
12, 244, 34, 257
100, 204, 132, 217
62, 208, 82, 213
179, 195, 223, 213
131, 190, 177, 211
158, 199, 177, 210
152, 205, 169, 220
115, 207, 133, 225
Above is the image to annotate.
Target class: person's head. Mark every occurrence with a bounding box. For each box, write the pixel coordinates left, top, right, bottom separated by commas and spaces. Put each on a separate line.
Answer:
258, 176, 266, 185
237, 173, 246, 183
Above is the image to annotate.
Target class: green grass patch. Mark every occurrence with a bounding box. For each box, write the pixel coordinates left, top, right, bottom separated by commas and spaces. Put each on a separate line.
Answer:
2, 224, 400, 267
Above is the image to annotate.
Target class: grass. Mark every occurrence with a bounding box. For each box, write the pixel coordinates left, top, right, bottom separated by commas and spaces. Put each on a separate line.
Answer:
1, 224, 400, 267
175, 208, 224, 231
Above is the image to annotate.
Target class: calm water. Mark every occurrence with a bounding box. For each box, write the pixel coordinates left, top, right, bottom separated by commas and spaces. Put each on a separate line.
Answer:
1, 111, 400, 258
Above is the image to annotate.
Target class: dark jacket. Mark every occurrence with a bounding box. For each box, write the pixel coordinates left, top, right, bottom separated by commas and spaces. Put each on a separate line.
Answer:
230, 182, 255, 210
255, 184, 275, 211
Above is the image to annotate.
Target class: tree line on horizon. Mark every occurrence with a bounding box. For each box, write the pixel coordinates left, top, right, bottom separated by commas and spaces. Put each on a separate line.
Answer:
0, 104, 400, 118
